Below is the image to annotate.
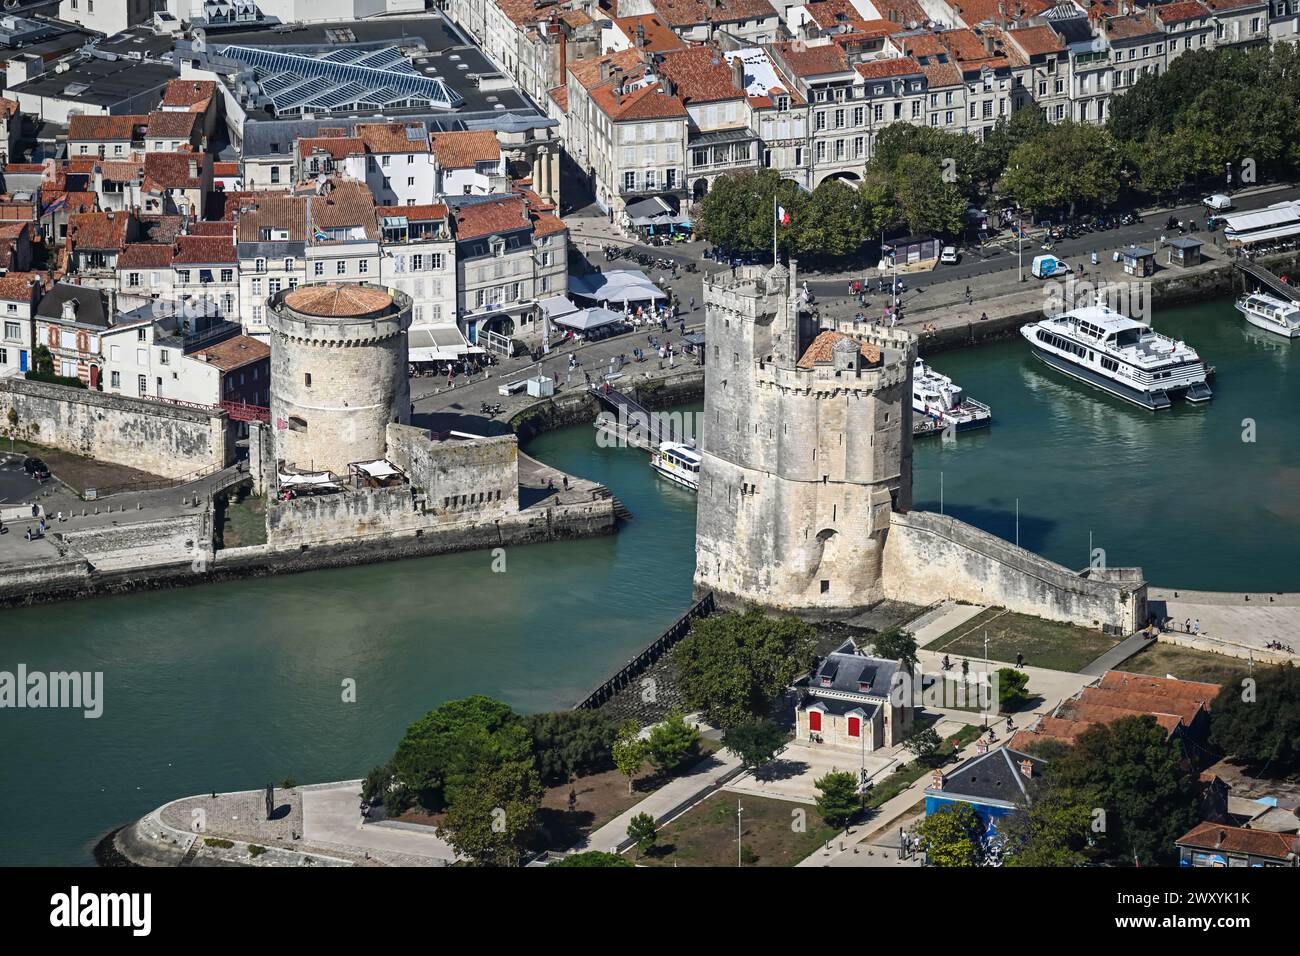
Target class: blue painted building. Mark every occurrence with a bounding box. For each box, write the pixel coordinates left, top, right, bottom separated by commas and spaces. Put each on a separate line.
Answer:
923, 747, 1046, 843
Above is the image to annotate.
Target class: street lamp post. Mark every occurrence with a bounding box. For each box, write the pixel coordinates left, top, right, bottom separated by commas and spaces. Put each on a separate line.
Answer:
736, 800, 744, 867
1017, 206, 1025, 282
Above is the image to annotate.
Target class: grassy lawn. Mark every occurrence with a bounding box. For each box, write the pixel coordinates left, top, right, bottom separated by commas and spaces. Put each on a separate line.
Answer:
640, 792, 837, 867
219, 493, 267, 548
865, 724, 983, 808
931, 607, 1118, 673
1116, 641, 1248, 687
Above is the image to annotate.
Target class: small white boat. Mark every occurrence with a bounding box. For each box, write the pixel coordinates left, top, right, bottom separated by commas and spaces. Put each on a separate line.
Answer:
1235, 292, 1300, 338
650, 441, 700, 491
912, 358, 991, 434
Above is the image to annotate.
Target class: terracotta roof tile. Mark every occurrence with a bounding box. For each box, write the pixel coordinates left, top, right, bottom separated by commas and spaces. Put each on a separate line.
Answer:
613, 14, 689, 52
0, 271, 40, 301
797, 330, 882, 368
453, 196, 531, 241
68, 211, 129, 251
309, 180, 379, 242
1098, 13, 1164, 41
67, 114, 146, 142
298, 136, 364, 161
855, 56, 924, 80
649, 0, 778, 27
161, 79, 216, 110
1177, 822, 1299, 860
118, 243, 175, 269
234, 193, 308, 243
0, 97, 18, 120
284, 283, 393, 318
531, 212, 568, 238
590, 77, 688, 120
1098, 671, 1222, 706
567, 49, 645, 92
143, 152, 203, 191
174, 234, 236, 264
657, 47, 747, 104
428, 131, 500, 170
146, 111, 200, 140
356, 122, 429, 155
1156, 0, 1211, 21
774, 40, 851, 77
187, 334, 269, 372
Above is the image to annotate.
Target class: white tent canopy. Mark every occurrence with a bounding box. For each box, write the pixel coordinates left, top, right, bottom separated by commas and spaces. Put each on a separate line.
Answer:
553, 307, 625, 332
356, 459, 400, 478
569, 270, 667, 305
278, 471, 338, 488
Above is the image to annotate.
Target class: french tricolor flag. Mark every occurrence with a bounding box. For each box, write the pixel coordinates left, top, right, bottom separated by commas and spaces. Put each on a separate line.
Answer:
777, 205, 791, 226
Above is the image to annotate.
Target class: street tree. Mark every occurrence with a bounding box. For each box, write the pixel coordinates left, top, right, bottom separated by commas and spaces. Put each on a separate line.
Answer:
998, 121, 1122, 217
814, 770, 860, 829
721, 717, 786, 775
646, 709, 702, 774
903, 726, 943, 766
391, 695, 534, 812
436, 760, 543, 867
915, 802, 984, 866
871, 626, 918, 666
626, 812, 658, 860
612, 720, 648, 794
1000, 786, 1095, 867
673, 607, 816, 729
1210, 664, 1300, 773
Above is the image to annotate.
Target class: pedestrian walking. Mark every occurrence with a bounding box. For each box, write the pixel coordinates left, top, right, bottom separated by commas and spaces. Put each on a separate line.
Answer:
1193, 619, 1201, 635
1015, 652, 1024, 668
961, 658, 969, 677
1184, 618, 1192, 633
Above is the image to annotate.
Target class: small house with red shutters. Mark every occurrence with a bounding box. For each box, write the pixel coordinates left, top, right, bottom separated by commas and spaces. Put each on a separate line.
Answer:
791, 641, 913, 753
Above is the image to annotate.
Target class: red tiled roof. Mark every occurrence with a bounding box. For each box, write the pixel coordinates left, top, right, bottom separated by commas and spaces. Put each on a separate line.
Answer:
146, 110, 200, 140
1006, 23, 1068, 54
1178, 822, 1299, 860
173, 234, 236, 264
213, 162, 240, 177
649, 0, 778, 26
567, 48, 645, 92
855, 56, 924, 80
233, 193, 308, 242
284, 284, 393, 318
399, 203, 450, 221
590, 77, 688, 120
118, 243, 174, 269
948, 0, 1054, 25
428, 131, 500, 170
1099, 13, 1164, 40
774, 40, 851, 77
657, 47, 747, 104
68, 211, 129, 251
189, 221, 235, 237
613, 14, 689, 52
548, 85, 569, 112
99, 161, 144, 184
309, 180, 379, 242
454, 196, 531, 241
298, 137, 365, 161
531, 212, 568, 238
0, 98, 18, 120
1156, 0, 1211, 22
797, 330, 882, 368
356, 122, 429, 154
67, 114, 146, 142
161, 79, 217, 110
187, 334, 269, 372
0, 271, 40, 301
1098, 671, 1222, 707
143, 152, 203, 191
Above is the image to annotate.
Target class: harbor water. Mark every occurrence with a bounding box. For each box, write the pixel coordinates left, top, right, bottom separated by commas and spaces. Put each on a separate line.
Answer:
0, 295, 1296, 865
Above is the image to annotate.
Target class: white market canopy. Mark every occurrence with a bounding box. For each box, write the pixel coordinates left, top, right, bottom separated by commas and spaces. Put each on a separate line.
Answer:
1222, 200, 1300, 244
553, 307, 625, 332
537, 295, 579, 319
408, 323, 482, 362
356, 459, 400, 479
569, 270, 667, 305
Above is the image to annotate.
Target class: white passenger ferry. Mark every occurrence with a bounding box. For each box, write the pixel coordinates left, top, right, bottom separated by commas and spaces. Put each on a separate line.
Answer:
1235, 292, 1300, 338
1020, 300, 1212, 409
912, 358, 992, 434
650, 441, 700, 491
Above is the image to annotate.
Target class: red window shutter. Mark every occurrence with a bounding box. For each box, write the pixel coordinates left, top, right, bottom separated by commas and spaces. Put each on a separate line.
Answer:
848, 717, 861, 738
808, 710, 822, 732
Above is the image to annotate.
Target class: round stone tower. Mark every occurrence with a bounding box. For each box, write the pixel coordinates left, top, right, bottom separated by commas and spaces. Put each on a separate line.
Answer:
267, 282, 412, 476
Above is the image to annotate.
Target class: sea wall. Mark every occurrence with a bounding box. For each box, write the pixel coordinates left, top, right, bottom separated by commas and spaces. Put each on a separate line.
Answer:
881, 510, 1145, 631
0, 378, 228, 479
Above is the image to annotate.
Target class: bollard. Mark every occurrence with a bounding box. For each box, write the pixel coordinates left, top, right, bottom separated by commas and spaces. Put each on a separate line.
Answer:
137, 502, 142, 510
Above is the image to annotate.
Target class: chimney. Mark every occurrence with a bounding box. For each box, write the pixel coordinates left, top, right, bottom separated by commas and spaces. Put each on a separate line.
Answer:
930, 770, 943, 790
1216, 829, 1228, 848
1019, 759, 1033, 779
731, 55, 745, 92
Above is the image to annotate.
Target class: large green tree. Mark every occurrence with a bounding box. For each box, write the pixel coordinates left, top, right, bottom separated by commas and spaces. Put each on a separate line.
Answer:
1001, 786, 1095, 867
436, 760, 543, 867
814, 770, 860, 829
646, 709, 702, 774
1210, 665, 1300, 773
525, 710, 618, 785
915, 803, 985, 866
391, 695, 534, 812
673, 608, 816, 728
998, 121, 1122, 216
551, 850, 632, 867
721, 717, 786, 774
612, 720, 648, 794
1048, 716, 1199, 866
890, 152, 967, 236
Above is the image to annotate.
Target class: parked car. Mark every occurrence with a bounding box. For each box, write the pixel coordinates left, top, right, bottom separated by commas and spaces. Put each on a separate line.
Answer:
1203, 194, 1233, 211
23, 457, 49, 480
940, 246, 960, 265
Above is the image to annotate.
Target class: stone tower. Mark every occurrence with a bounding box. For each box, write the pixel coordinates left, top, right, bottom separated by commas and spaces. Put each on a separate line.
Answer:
267, 282, 412, 476
694, 262, 916, 614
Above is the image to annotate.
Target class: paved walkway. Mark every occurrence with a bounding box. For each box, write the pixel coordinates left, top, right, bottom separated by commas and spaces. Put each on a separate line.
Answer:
576, 747, 744, 854
1148, 588, 1300, 660
301, 783, 458, 865
1080, 631, 1155, 676
909, 600, 989, 649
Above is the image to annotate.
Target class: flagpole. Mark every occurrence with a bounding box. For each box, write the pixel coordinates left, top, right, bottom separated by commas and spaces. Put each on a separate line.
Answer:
772, 193, 778, 266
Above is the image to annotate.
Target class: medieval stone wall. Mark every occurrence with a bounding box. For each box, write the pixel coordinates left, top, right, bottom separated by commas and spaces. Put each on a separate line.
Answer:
0, 378, 227, 479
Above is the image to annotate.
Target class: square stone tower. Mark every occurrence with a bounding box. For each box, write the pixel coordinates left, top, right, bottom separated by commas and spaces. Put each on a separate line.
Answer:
694, 263, 916, 614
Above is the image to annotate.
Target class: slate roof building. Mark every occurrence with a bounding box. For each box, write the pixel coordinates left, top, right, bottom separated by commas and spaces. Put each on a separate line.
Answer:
924, 747, 1047, 840
791, 640, 914, 754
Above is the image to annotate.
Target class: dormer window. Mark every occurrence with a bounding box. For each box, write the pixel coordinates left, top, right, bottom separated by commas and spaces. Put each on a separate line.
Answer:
820, 675, 832, 687
858, 681, 871, 693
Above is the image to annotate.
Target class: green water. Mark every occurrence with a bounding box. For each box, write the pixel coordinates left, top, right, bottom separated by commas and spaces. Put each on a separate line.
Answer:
0, 416, 701, 866
1, 295, 1296, 865
915, 296, 1300, 590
